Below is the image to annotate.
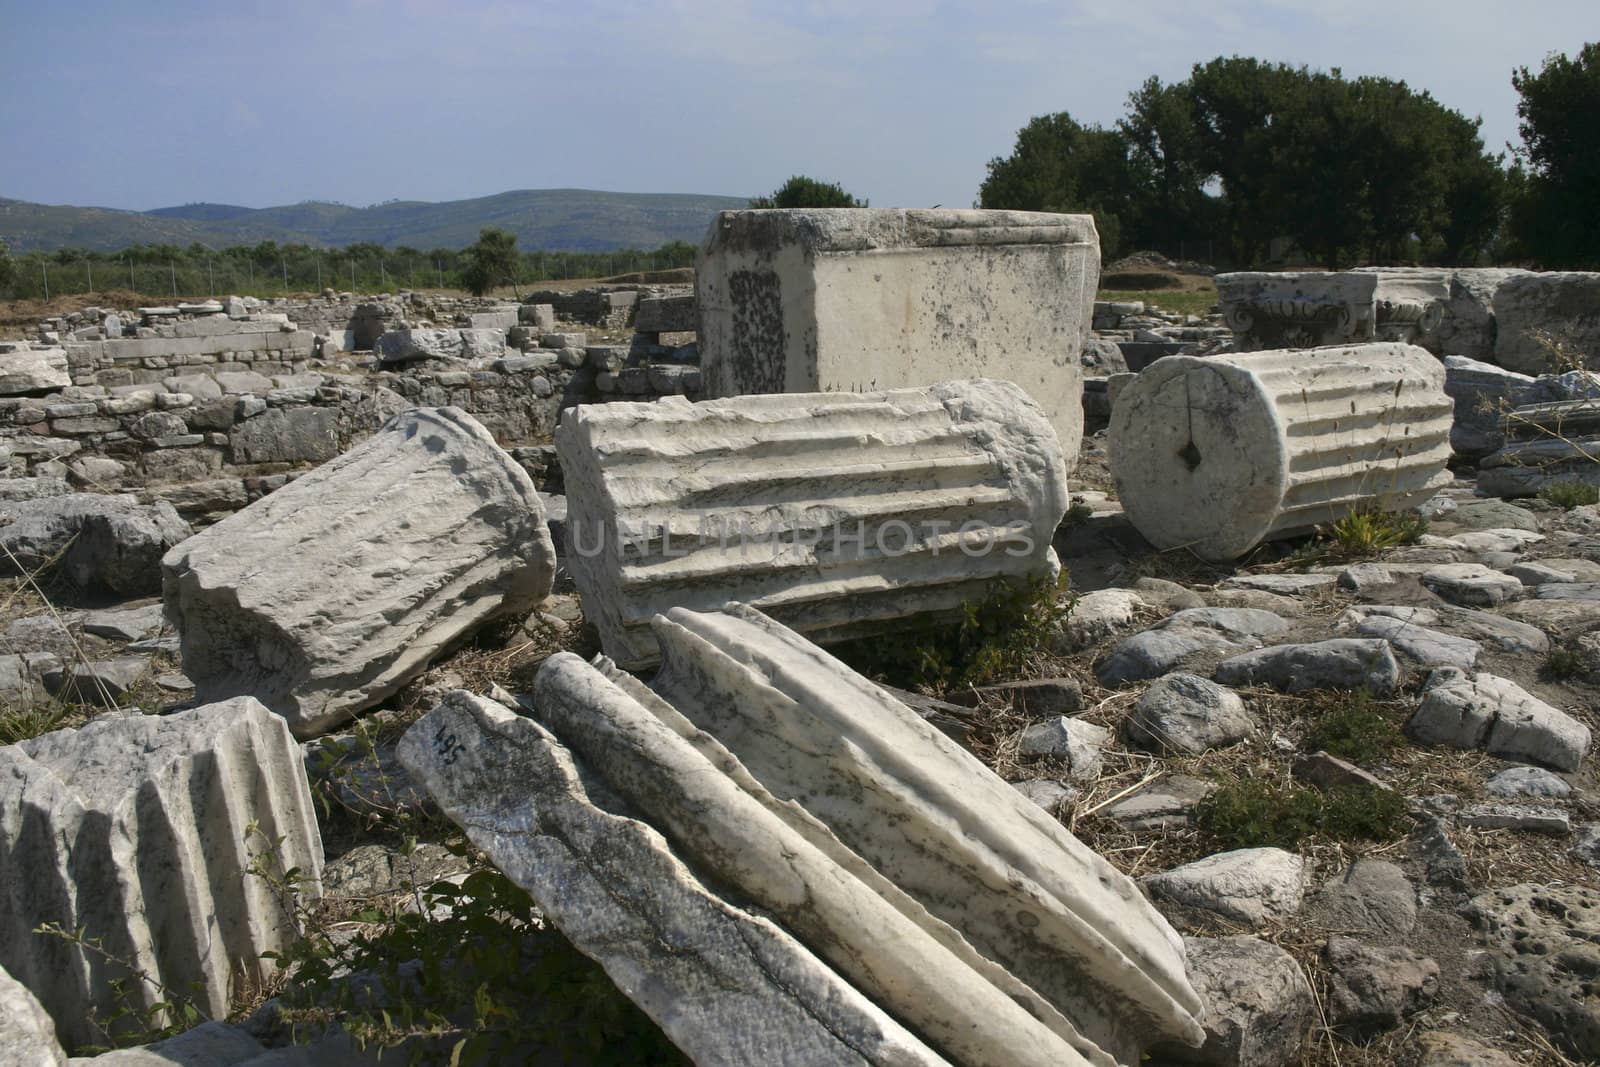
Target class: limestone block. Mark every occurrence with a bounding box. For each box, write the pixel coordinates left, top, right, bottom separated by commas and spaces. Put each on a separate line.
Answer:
696, 208, 1099, 466
0, 959, 64, 1065
0, 348, 71, 396
227, 407, 339, 465
396, 691, 950, 1067
557, 379, 1069, 667
635, 292, 696, 333
635, 604, 1205, 1061
1371, 270, 1451, 344
163, 408, 554, 736
1110, 344, 1453, 560
1408, 668, 1590, 771
0, 699, 321, 1051
1216, 272, 1379, 350
1493, 272, 1600, 374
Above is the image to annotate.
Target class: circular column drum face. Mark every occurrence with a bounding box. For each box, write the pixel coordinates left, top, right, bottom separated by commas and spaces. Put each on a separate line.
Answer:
1111, 357, 1286, 560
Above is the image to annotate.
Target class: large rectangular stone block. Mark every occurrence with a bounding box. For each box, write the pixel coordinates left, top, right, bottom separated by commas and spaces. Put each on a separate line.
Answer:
696, 209, 1098, 468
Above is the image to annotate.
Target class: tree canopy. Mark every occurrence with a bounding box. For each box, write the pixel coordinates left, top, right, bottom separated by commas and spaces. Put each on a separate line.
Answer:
980, 57, 1509, 268
461, 228, 520, 297
750, 176, 866, 209
1510, 42, 1600, 267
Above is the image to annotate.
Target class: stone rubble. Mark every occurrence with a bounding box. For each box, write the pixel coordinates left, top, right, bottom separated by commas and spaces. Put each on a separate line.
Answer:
0, 699, 322, 1050
163, 407, 555, 736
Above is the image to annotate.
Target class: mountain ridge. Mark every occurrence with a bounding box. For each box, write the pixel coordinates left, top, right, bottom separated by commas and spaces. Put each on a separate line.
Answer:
0, 188, 750, 253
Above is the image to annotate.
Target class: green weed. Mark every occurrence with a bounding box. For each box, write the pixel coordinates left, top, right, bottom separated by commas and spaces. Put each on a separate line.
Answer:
1538, 480, 1600, 509
1196, 777, 1408, 851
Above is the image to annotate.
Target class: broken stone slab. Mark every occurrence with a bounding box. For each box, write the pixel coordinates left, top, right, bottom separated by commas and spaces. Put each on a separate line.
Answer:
1, 958, 64, 1065
629, 604, 1205, 1061
1485, 765, 1571, 798
0, 346, 71, 396
1123, 672, 1253, 756
1413, 1031, 1522, 1067
525, 655, 1118, 1067
1218, 573, 1336, 595
1214, 638, 1400, 694
396, 691, 951, 1067
1215, 272, 1381, 350
1455, 802, 1570, 835
1012, 779, 1078, 817
947, 677, 1082, 719
1110, 344, 1453, 560
1420, 563, 1523, 607
1141, 848, 1307, 927
1408, 667, 1590, 771
1491, 272, 1600, 375
1018, 717, 1109, 780
1051, 589, 1147, 652
1151, 935, 1315, 1067
80, 604, 165, 643
163, 408, 555, 737
0, 699, 322, 1052
1103, 776, 1214, 831
0, 495, 191, 597
1097, 608, 1290, 687
1323, 936, 1438, 1038
42, 657, 148, 707
1307, 858, 1417, 936
373, 328, 505, 363
1353, 615, 1479, 671
1464, 882, 1600, 1058
696, 208, 1099, 468
557, 380, 1069, 668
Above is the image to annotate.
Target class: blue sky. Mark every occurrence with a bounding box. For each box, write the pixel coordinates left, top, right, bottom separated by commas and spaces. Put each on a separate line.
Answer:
1, 0, 1594, 212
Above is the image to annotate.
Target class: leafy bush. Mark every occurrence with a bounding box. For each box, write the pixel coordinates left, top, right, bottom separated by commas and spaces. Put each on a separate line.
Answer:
1196, 777, 1408, 850
833, 573, 1071, 691
264, 857, 687, 1066
1301, 691, 1404, 763
1538, 480, 1600, 509
749, 175, 866, 209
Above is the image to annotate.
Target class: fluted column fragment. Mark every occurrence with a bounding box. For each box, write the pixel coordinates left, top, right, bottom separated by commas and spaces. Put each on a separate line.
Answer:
0, 699, 322, 1052
556, 379, 1069, 667
163, 407, 555, 736
1109, 343, 1453, 560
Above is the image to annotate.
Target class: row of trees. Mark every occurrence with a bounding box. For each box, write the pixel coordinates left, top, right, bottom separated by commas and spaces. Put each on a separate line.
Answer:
0, 234, 698, 302
976, 45, 1599, 268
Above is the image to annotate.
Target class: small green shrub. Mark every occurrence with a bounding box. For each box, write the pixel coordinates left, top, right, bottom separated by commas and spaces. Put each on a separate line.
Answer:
1301, 692, 1404, 763
1196, 778, 1408, 850
833, 572, 1071, 691
1544, 643, 1592, 680
1538, 480, 1600, 509
1321, 507, 1428, 559
266, 860, 687, 1066
0, 704, 73, 745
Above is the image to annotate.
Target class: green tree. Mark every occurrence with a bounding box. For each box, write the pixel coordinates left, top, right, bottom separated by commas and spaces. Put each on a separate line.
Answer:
977, 112, 1138, 256
1120, 76, 1215, 249
461, 227, 520, 297
749, 175, 866, 208
0, 238, 15, 294
1511, 41, 1600, 266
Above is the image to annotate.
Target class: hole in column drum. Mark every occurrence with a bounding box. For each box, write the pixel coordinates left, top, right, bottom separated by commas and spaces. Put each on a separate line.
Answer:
1178, 441, 1202, 472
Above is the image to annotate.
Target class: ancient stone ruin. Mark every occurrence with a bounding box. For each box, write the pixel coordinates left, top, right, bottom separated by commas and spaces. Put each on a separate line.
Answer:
0, 698, 320, 1049
1109, 343, 1454, 559
2, 208, 1600, 1065
697, 208, 1100, 467
399, 604, 1206, 1066
557, 377, 1069, 666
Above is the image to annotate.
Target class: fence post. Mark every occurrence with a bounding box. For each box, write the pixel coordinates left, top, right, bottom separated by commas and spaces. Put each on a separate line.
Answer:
87, 259, 93, 294
41, 262, 48, 301
316, 256, 321, 291
170, 262, 177, 298
208, 259, 214, 297
281, 258, 288, 294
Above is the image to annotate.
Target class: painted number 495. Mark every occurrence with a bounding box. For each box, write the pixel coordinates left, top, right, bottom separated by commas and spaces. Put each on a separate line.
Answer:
435, 723, 467, 766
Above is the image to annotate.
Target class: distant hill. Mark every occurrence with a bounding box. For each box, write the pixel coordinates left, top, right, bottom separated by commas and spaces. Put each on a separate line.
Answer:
0, 189, 750, 253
